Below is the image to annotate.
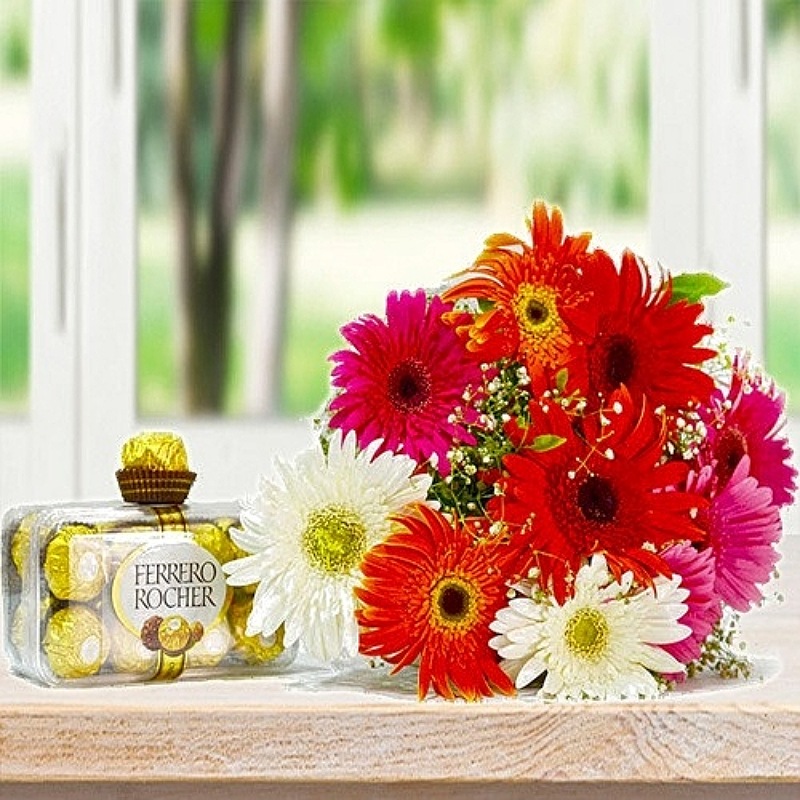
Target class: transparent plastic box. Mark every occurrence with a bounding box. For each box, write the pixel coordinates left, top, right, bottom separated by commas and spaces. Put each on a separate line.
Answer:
2, 501, 295, 686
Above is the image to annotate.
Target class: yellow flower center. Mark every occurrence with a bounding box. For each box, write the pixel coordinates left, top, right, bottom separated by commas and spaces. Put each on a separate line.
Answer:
564, 606, 610, 662
430, 576, 480, 631
513, 283, 559, 334
301, 505, 368, 576
511, 283, 568, 366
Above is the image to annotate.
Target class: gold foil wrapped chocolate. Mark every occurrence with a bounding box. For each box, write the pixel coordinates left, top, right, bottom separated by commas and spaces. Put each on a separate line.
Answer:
116, 432, 196, 504
43, 524, 106, 602
2, 484, 297, 686
10, 603, 27, 655
121, 432, 190, 471
43, 606, 110, 679
10, 513, 35, 576
157, 615, 196, 656
215, 517, 250, 561
192, 520, 241, 565
10, 594, 54, 656
109, 624, 158, 674
186, 622, 234, 668
228, 590, 286, 664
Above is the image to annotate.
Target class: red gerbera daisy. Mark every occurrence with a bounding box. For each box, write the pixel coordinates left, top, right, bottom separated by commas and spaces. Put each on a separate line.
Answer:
355, 505, 532, 701
442, 201, 601, 387
699, 355, 797, 507
580, 249, 716, 412
493, 389, 707, 602
328, 290, 483, 474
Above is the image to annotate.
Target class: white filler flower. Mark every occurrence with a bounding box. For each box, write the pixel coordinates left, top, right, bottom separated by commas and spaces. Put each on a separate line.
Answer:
223, 430, 431, 662
489, 554, 691, 700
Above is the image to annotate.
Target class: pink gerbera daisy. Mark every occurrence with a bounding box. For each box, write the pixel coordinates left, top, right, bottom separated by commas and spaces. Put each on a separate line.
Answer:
659, 542, 721, 666
704, 456, 782, 612
701, 356, 797, 507
328, 290, 483, 473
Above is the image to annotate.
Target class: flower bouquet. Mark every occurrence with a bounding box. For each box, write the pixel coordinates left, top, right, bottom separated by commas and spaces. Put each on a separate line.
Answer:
225, 201, 796, 701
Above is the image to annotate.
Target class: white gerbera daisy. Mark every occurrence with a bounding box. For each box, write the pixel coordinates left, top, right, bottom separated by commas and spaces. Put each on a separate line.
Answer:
223, 430, 431, 662
489, 554, 691, 700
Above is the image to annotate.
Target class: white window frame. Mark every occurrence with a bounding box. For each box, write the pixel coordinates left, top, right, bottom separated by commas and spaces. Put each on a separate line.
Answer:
0, 0, 769, 510
650, 0, 764, 357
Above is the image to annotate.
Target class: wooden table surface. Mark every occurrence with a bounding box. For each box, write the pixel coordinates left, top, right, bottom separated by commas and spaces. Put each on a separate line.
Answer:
0, 538, 798, 799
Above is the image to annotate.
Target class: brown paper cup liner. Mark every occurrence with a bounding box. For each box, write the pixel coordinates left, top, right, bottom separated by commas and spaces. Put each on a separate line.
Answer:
116, 468, 196, 505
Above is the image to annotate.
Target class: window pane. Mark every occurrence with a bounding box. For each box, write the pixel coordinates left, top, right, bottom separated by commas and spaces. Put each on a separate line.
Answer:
0, 0, 30, 414
137, 0, 649, 419
767, 1, 800, 414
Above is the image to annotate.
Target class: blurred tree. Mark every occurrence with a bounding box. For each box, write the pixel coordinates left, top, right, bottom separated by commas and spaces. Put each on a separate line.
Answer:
151, 0, 648, 414
165, 0, 251, 412
248, 0, 457, 413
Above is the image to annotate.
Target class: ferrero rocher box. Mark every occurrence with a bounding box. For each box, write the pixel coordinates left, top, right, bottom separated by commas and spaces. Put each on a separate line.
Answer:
1, 433, 295, 687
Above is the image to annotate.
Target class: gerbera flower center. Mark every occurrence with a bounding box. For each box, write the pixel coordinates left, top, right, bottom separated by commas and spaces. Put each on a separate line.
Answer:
301, 504, 368, 576
431, 576, 479, 630
576, 475, 618, 524
387, 358, 433, 414
512, 283, 561, 340
564, 606, 610, 662
714, 426, 748, 484
603, 334, 637, 388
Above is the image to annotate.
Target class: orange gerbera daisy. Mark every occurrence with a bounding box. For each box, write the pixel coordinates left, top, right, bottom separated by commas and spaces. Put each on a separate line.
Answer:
355, 505, 532, 701
442, 201, 603, 387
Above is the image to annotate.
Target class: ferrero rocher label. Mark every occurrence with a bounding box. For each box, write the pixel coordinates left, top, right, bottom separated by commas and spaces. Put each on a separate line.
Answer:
113, 540, 229, 638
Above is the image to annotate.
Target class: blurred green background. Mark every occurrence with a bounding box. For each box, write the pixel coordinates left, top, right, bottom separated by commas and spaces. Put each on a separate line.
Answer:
2, 0, 799, 418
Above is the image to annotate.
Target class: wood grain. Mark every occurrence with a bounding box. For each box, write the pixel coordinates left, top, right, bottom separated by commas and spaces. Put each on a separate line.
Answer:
2, 785, 800, 800
0, 539, 798, 787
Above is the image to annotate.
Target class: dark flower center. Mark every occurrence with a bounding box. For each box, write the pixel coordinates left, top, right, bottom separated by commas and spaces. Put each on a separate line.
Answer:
525, 298, 550, 326
603, 335, 636, 389
715, 426, 748, 484
431, 577, 477, 629
387, 358, 433, 414
576, 475, 619, 524
439, 585, 469, 620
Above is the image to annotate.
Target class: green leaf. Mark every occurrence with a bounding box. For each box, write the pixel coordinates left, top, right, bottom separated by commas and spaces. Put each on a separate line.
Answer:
669, 272, 729, 305
531, 434, 566, 453
555, 368, 569, 393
